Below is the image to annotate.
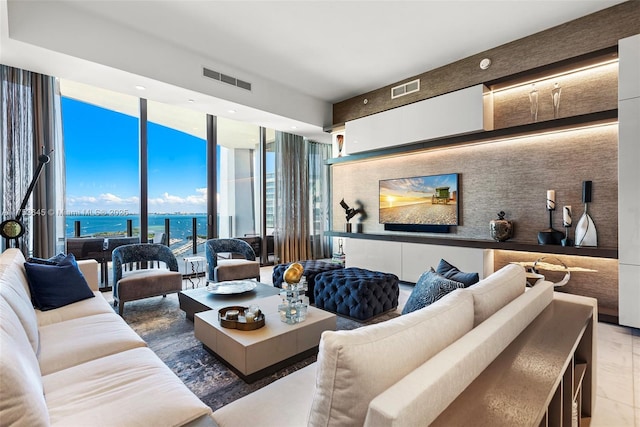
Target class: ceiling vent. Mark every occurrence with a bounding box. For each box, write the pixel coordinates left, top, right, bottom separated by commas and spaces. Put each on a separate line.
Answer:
391, 79, 420, 99
203, 67, 252, 91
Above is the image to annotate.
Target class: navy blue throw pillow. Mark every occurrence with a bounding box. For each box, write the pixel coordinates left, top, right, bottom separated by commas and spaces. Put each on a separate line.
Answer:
435, 259, 480, 287
402, 269, 465, 315
24, 253, 94, 311
26, 253, 67, 266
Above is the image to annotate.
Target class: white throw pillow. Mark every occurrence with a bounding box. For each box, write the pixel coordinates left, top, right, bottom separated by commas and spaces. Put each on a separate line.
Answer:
467, 263, 526, 326
308, 289, 474, 427
0, 261, 40, 354
0, 296, 49, 426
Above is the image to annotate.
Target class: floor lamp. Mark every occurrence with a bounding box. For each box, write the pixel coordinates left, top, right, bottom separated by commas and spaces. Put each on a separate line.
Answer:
0, 150, 52, 249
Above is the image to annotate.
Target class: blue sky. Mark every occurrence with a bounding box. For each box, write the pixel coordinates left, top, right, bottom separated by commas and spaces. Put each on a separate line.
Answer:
63, 97, 208, 214
380, 174, 458, 198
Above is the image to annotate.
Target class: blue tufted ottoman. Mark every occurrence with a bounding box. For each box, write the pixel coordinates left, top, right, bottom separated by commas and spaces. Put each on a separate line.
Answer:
272, 260, 344, 303
314, 267, 399, 321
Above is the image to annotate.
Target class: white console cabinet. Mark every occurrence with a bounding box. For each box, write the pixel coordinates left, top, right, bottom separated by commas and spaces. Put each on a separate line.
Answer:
344, 239, 402, 278
342, 238, 487, 283
345, 84, 493, 154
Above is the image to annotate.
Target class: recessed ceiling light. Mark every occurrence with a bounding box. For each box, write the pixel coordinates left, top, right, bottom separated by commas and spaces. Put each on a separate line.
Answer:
187, 99, 195, 103
291, 126, 297, 130
228, 109, 237, 114
135, 85, 146, 90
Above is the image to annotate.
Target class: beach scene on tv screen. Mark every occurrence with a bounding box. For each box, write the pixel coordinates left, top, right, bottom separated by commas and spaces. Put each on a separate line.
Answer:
379, 174, 458, 225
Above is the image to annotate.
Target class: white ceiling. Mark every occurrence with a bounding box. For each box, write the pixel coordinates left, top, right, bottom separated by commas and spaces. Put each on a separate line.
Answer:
0, 0, 627, 143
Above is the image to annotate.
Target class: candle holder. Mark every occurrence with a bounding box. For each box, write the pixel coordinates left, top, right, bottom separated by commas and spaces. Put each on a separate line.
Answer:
538, 206, 564, 245
561, 225, 573, 247
561, 205, 573, 246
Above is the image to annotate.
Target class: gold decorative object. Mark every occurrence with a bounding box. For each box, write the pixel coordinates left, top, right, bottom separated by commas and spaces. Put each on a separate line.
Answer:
283, 262, 304, 284
280, 263, 309, 324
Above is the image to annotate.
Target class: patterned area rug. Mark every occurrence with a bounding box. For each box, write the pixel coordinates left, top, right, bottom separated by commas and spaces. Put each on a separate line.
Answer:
123, 293, 401, 411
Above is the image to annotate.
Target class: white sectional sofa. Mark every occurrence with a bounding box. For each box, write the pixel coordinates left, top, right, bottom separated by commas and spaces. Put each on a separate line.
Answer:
0, 248, 215, 427
212, 263, 598, 426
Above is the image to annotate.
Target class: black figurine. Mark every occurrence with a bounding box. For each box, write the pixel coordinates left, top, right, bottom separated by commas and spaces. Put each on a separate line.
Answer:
340, 199, 364, 232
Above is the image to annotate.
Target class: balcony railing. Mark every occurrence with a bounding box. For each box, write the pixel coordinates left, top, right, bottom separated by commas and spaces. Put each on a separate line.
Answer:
67, 216, 275, 288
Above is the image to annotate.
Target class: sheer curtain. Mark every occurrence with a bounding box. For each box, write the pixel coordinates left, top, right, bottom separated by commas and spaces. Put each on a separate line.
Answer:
308, 140, 332, 259
274, 132, 331, 263
274, 132, 309, 263
1, 65, 65, 257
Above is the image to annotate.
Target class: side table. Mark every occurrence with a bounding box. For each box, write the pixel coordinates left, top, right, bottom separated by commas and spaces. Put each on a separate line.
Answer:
183, 256, 206, 288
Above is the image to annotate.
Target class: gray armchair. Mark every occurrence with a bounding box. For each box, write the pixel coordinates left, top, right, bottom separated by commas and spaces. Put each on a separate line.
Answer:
112, 243, 182, 316
205, 238, 261, 283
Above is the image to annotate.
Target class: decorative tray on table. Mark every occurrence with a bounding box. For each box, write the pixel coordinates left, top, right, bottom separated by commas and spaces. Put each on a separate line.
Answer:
206, 280, 257, 295
218, 306, 265, 331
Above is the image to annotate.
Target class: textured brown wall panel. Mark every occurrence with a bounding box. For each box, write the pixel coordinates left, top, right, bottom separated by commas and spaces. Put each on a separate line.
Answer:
333, 1, 640, 125
332, 124, 618, 249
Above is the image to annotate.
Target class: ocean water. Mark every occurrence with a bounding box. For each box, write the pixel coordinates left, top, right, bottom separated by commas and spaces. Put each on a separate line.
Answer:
66, 214, 208, 245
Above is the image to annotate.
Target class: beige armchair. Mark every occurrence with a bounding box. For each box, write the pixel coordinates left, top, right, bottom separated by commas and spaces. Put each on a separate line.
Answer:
112, 243, 182, 315
205, 238, 260, 283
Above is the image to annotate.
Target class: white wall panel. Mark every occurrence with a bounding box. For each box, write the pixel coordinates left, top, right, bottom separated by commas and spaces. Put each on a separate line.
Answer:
619, 263, 640, 328
345, 85, 491, 154
618, 34, 640, 328
618, 97, 640, 265
619, 34, 640, 101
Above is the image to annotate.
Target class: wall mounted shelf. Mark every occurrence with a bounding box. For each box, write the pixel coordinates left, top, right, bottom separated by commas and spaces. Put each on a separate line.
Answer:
327, 109, 617, 165
328, 43, 625, 320
325, 231, 618, 259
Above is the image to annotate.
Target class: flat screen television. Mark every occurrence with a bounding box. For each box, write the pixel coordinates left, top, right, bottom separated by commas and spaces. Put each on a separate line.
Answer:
379, 173, 459, 228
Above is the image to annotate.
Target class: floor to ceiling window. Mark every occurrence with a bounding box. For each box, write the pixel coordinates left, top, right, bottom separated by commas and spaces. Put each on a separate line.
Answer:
60, 79, 325, 276
61, 82, 140, 238
265, 129, 276, 233
147, 100, 207, 257
263, 129, 276, 264
216, 117, 261, 239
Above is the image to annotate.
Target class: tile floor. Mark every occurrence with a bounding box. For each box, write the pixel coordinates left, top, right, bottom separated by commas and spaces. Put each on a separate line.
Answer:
590, 322, 640, 427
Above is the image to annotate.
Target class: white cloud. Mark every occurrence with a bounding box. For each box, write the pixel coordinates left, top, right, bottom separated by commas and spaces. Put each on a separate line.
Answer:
99, 193, 139, 204
143, 189, 208, 213
148, 197, 165, 205
67, 189, 206, 213
67, 195, 98, 203
161, 192, 185, 204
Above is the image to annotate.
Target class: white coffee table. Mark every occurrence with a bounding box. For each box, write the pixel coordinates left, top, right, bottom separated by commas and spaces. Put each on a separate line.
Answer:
194, 294, 336, 382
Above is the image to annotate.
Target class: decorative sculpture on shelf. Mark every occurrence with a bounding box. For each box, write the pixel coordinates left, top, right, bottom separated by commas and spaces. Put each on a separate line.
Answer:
561, 205, 573, 247
489, 211, 514, 242
537, 189, 564, 245
529, 83, 539, 122
575, 180, 597, 247
552, 82, 562, 118
340, 199, 364, 232
336, 134, 344, 157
